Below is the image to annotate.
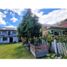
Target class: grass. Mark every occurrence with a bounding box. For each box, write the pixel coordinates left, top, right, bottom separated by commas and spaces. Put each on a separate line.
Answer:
0, 42, 66, 59
0, 43, 35, 59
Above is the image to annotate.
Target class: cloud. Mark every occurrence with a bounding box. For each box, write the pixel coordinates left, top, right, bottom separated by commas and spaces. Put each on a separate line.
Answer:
41, 9, 67, 24
9, 9, 24, 16
0, 8, 67, 26
32, 9, 67, 25
0, 9, 22, 26
0, 0, 67, 26
0, 12, 6, 25
4, 10, 8, 14
10, 17, 18, 22
9, 8, 67, 25
31, 9, 44, 17
0, 12, 6, 17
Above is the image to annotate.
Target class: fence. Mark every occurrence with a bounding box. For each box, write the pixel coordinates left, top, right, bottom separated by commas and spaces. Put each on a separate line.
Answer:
50, 35, 67, 56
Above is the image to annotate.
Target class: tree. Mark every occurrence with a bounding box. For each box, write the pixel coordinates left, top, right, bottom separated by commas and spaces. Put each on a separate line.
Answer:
17, 9, 41, 44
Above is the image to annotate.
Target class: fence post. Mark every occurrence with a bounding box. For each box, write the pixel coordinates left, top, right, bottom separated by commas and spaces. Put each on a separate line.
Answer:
53, 39, 57, 54
63, 43, 67, 56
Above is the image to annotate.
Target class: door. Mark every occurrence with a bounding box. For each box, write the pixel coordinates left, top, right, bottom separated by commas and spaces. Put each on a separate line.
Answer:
10, 37, 13, 42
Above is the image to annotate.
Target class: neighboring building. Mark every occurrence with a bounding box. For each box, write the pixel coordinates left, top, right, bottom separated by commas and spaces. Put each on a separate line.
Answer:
47, 26, 67, 36
0, 27, 19, 43
42, 26, 67, 37
42, 19, 67, 36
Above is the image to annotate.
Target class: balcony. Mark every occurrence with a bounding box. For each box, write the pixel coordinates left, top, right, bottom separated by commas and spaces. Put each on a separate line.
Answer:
0, 31, 17, 37
0, 31, 8, 36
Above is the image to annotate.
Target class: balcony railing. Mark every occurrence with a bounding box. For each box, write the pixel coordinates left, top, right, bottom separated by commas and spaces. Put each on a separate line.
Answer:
0, 32, 17, 37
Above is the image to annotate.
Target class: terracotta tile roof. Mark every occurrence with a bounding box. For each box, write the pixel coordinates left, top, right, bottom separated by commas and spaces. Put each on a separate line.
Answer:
58, 19, 67, 28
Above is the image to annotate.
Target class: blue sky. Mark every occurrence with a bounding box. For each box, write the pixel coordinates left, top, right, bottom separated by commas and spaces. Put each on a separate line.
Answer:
0, 0, 67, 28
0, 9, 26, 28
39, 8, 60, 14
0, 8, 61, 28
0, 8, 67, 28
31, 8, 67, 24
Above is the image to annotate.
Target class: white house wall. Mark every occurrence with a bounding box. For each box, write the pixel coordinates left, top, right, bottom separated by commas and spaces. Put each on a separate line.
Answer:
0, 37, 10, 43
0, 37, 2, 43
0, 29, 19, 44
13, 37, 18, 42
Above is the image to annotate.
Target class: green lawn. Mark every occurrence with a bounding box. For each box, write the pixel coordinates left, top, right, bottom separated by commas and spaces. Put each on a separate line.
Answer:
0, 43, 35, 59
0, 43, 66, 59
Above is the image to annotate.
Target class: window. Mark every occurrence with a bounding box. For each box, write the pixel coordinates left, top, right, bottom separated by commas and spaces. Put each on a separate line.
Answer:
63, 31, 67, 35
2, 31, 7, 35
0, 31, 2, 34
12, 31, 16, 34
51, 30, 54, 34
49, 30, 54, 34
0, 38, 2, 41
3, 37, 7, 41
54, 32, 59, 35
8, 31, 10, 35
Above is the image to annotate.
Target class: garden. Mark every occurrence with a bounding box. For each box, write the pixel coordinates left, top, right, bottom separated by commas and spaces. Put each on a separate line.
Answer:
17, 9, 67, 58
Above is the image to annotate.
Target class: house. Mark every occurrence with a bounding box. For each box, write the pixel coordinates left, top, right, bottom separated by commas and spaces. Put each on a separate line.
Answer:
47, 26, 67, 36
0, 27, 19, 43
50, 19, 67, 36
42, 19, 67, 37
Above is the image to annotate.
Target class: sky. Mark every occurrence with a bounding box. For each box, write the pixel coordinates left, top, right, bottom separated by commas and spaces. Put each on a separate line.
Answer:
0, 0, 67, 28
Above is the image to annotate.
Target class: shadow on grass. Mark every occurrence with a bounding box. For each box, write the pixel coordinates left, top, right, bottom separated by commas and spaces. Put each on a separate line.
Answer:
13, 45, 35, 59
0, 42, 19, 45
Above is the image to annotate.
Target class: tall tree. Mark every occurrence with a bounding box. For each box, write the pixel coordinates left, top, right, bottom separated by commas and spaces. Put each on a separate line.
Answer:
17, 9, 41, 43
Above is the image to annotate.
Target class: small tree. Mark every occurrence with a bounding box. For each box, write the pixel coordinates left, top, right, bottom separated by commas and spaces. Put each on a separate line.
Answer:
17, 9, 41, 44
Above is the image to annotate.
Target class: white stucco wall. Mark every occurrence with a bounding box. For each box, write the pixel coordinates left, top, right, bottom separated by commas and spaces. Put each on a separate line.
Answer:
13, 37, 18, 42
0, 37, 2, 43
0, 37, 10, 43
0, 37, 19, 43
0, 30, 19, 43
2, 37, 9, 43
